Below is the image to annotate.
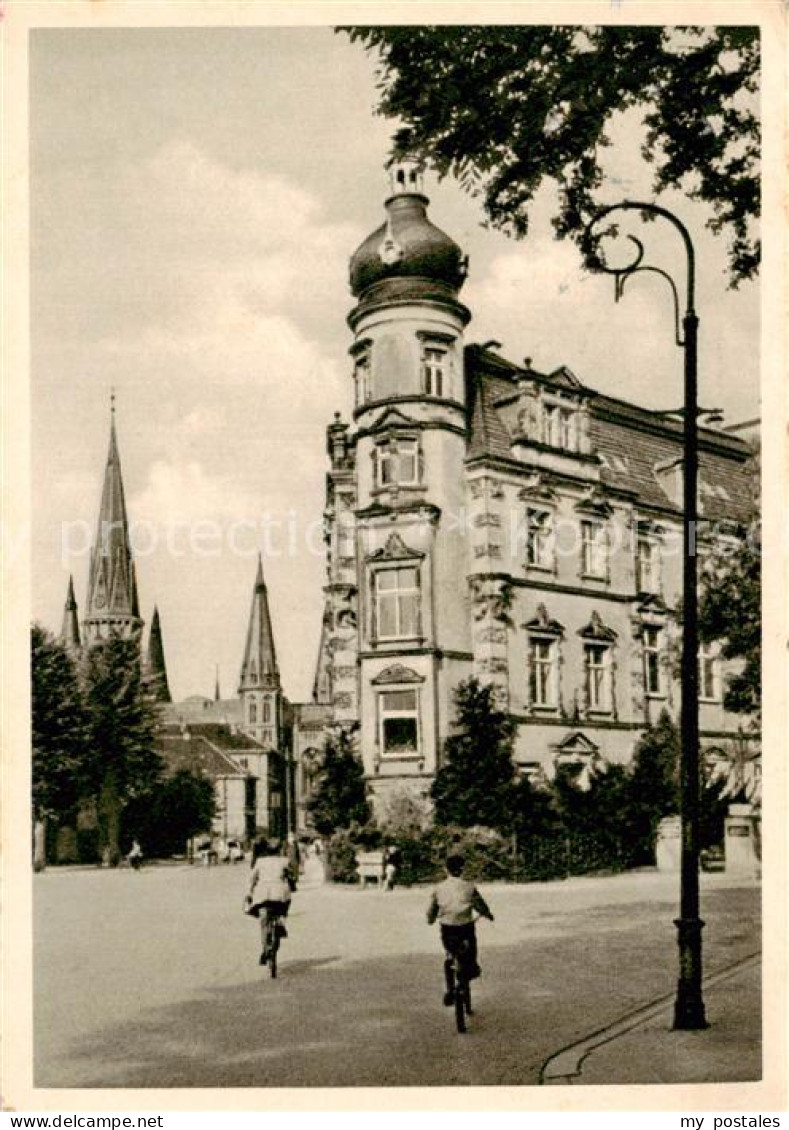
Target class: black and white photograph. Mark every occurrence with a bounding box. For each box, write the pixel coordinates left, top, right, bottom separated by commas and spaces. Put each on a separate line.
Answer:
3, 0, 785, 1112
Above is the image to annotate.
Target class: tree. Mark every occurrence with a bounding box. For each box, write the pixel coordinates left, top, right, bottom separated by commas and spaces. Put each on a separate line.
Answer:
123, 768, 216, 859
698, 516, 760, 718
341, 26, 760, 284
31, 625, 87, 868
431, 678, 516, 832
81, 636, 162, 866
626, 709, 681, 864
307, 726, 371, 836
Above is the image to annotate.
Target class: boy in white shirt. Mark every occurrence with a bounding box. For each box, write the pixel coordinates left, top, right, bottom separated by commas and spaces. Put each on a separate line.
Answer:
427, 854, 494, 1005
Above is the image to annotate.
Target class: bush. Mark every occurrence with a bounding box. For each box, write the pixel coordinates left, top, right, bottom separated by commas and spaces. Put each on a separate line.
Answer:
326, 829, 360, 883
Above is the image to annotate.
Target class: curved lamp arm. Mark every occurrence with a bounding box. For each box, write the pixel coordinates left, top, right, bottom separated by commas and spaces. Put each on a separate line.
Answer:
584, 201, 696, 347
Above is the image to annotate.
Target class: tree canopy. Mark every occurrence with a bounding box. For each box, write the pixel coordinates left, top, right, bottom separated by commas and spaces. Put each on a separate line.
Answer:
81, 635, 162, 863
307, 726, 371, 836
31, 625, 87, 823
341, 25, 760, 284
431, 678, 516, 832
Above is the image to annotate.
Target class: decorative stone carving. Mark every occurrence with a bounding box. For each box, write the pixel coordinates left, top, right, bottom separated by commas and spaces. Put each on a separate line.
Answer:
469, 576, 514, 624
518, 472, 558, 504
577, 610, 618, 641
523, 603, 564, 636
368, 531, 424, 562
333, 665, 356, 679
371, 664, 425, 686
333, 692, 353, 709
475, 626, 507, 644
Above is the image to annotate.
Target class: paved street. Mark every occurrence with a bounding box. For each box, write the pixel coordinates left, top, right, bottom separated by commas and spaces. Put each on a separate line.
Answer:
34, 867, 760, 1088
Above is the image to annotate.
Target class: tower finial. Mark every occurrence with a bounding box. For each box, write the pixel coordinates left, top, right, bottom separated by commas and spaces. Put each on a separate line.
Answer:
111, 387, 116, 418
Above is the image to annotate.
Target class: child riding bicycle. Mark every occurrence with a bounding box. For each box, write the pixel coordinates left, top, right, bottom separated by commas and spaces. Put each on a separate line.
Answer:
244, 839, 292, 965
426, 853, 494, 1005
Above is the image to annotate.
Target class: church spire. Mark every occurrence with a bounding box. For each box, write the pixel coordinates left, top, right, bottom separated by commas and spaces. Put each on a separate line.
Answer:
60, 575, 81, 655
214, 665, 221, 702
239, 555, 279, 693
83, 398, 143, 645
146, 606, 171, 703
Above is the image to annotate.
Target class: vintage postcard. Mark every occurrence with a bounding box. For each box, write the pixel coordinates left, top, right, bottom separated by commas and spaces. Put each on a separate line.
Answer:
2, 0, 786, 1115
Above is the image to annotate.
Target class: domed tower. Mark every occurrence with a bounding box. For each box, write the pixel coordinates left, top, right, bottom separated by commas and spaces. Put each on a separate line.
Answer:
345, 164, 474, 808
348, 162, 470, 411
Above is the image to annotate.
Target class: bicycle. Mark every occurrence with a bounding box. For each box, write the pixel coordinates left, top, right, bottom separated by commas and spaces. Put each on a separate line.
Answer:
259, 904, 288, 978
442, 916, 481, 1034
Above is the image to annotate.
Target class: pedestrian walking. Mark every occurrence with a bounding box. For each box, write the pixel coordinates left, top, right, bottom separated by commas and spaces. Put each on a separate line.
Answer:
127, 839, 143, 871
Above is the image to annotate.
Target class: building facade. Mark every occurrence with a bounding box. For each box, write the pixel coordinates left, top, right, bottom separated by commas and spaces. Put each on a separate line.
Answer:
309, 164, 758, 816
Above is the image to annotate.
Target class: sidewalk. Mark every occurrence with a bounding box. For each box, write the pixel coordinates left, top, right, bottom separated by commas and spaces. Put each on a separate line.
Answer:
541, 953, 761, 1085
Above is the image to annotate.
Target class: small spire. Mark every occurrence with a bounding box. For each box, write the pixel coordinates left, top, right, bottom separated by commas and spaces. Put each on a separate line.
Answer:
60, 575, 81, 654
146, 605, 171, 703
214, 665, 221, 702
239, 556, 279, 694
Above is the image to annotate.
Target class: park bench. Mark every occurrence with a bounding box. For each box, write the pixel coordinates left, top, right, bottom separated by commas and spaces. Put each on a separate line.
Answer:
356, 850, 384, 887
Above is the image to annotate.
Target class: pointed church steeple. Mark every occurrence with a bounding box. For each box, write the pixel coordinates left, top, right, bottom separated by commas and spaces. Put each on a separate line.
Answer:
83, 396, 144, 645
146, 606, 171, 703
239, 556, 279, 693
60, 575, 81, 655
239, 556, 281, 748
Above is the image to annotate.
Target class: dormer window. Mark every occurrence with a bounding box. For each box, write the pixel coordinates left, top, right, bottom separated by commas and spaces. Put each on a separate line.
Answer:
542, 400, 578, 450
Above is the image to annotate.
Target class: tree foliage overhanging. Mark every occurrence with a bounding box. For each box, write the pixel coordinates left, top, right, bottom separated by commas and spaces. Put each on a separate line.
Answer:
340, 25, 760, 284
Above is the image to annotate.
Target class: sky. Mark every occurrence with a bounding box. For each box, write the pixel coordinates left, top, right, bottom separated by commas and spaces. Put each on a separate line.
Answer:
30, 25, 760, 703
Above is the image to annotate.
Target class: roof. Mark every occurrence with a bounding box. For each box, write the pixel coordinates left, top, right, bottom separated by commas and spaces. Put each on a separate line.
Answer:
465, 346, 755, 523
156, 733, 247, 780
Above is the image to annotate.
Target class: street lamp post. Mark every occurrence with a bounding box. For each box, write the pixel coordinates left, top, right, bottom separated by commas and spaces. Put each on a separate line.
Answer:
585, 201, 708, 1030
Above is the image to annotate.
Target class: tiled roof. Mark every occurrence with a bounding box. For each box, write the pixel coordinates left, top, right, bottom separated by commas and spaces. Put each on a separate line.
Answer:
156, 733, 246, 779
465, 346, 755, 523
184, 723, 267, 751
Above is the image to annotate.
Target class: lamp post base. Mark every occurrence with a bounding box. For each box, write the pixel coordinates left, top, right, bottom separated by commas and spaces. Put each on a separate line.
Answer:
673, 916, 708, 1030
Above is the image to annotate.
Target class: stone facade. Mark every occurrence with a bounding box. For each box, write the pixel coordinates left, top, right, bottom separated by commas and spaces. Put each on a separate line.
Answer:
309, 165, 759, 815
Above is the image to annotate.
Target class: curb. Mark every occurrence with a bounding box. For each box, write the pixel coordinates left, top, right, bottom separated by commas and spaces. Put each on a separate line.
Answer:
539, 951, 761, 1085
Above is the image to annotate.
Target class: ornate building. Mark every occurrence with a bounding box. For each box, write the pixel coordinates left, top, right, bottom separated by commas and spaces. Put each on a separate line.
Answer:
308, 164, 758, 816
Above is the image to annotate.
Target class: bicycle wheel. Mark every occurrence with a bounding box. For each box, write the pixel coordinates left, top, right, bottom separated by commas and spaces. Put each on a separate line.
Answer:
453, 960, 467, 1033
268, 920, 279, 979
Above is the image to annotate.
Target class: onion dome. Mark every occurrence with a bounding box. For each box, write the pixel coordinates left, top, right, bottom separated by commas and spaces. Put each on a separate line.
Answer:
349, 164, 468, 303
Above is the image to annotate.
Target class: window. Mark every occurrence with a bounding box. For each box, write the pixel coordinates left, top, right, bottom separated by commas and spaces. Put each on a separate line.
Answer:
526, 508, 553, 569
698, 642, 719, 701
543, 402, 576, 449
585, 643, 612, 712
637, 537, 660, 593
262, 698, 271, 724
581, 521, 607, 578
543, 404, 558, 446
377, 438, 419, 488
249, 701, 257, 724
643, 626, 663, 695
355, 350, 371, 405
559, 408, 575, 449
422, 347, 446, 397
374, 566, 420, 640
379, 689, 420, 755
528, 637, 557, 707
